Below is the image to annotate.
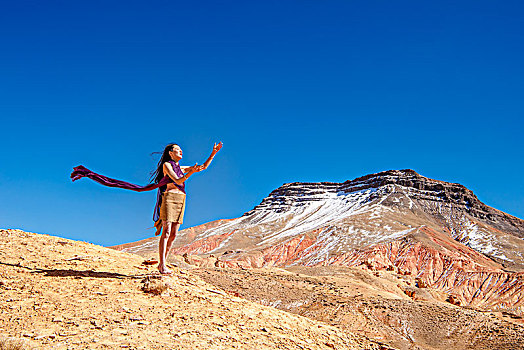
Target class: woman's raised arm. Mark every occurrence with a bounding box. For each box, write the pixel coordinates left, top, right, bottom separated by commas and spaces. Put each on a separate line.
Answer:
201, 142, 223, 170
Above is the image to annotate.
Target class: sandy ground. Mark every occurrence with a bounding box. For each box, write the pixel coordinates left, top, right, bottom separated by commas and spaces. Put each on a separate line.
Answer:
0, 229, 384, 350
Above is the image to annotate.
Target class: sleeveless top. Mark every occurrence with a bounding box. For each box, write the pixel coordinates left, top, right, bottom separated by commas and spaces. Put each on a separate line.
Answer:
166, 160, 186, 194
153, 160, 186, 221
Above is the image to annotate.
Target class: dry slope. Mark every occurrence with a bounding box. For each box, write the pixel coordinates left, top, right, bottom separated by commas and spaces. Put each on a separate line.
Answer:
0, 229, 383, 350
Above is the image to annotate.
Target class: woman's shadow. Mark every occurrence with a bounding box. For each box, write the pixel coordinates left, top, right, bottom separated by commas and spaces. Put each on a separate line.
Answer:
0, 261, 150, 279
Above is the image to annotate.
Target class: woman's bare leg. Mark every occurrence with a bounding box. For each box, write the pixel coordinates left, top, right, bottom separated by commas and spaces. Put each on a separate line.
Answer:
158, 221, 173, 274
165, 223, 180, 262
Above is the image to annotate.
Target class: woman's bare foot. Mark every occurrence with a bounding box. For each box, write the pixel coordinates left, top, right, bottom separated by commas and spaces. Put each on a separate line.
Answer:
157, 265, 173, 275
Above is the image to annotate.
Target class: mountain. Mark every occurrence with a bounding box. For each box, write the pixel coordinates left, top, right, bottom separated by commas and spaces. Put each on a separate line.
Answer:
114, 169, 524, 318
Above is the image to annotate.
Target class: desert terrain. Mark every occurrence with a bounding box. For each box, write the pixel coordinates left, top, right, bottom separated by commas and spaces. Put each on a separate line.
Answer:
0, 229, 383, 349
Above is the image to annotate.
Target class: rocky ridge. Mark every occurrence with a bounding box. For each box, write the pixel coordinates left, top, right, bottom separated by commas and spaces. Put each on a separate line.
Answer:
248, 169, 523, 238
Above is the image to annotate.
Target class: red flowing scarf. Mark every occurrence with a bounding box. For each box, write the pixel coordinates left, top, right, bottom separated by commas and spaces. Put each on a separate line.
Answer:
70, 165, 181, 223
71, 165, 172, 191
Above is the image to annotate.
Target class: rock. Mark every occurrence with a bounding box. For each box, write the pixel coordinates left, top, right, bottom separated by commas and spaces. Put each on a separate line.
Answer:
141, 276, 169, 295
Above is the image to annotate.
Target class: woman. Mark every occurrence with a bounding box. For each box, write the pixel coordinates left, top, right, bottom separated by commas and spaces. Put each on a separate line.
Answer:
151, 142, 222, 274
71, 141, 222, 275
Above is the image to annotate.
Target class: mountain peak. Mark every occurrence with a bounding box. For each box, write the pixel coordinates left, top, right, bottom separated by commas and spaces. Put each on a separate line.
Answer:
280, 168, 466, 192
260, 169, 476, 213
346, 168, 465, 188
276, 169, 467, 192
342, 168, 471, 196
246, 169, 523, 239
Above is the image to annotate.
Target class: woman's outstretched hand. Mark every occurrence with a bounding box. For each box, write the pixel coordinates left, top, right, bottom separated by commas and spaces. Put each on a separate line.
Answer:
198, 143, 222, 171
212, 142, 223, 155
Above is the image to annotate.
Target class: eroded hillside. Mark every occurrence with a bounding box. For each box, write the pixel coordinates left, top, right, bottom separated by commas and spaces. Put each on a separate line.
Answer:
190, 265, 524, 350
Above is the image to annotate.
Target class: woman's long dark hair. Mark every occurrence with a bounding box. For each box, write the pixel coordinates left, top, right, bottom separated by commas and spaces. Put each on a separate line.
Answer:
150, 143, 178, 184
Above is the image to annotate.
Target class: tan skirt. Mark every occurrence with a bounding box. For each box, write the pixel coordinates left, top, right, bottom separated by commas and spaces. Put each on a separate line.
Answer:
160, 192, 186, 224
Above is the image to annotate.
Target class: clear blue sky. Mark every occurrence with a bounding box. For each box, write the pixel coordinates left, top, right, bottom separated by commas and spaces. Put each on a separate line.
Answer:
1, 1, 523, 246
